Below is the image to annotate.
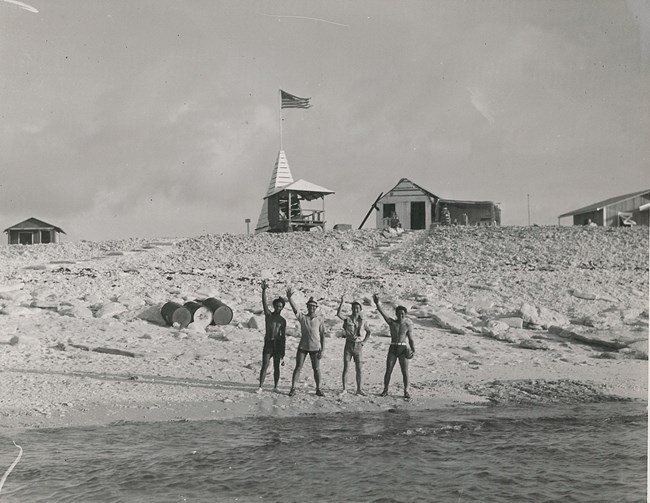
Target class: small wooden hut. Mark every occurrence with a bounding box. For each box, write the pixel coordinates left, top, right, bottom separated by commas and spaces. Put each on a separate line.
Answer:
375, 178, 501, 230
255, 151, 334, 233
4, 217, 66, 245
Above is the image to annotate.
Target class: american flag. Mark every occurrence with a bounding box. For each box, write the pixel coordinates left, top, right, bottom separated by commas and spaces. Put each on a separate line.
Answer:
281, 90, 311, 109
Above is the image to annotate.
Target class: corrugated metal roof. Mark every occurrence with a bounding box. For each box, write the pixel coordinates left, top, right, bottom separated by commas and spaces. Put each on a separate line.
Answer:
558, 189, 650, 218
4, 217, 66, 234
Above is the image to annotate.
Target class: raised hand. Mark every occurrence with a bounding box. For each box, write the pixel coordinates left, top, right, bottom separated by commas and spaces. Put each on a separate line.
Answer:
261, 279, 268, 290
286, 287, 293, 298
372, 294, 379, 304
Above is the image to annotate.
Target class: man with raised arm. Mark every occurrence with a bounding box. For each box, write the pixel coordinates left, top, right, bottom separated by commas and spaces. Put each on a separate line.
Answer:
286, 287, 326, 397
337, 296, 371, 396
373, 294, 415, 399
257, 279, 287, 393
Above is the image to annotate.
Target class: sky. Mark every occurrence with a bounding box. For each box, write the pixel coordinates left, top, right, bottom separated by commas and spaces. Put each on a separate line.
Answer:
1, 0, 649, 241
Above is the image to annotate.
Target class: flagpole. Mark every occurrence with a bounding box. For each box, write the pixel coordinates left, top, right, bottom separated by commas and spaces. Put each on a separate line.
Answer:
279, 89, 283, 151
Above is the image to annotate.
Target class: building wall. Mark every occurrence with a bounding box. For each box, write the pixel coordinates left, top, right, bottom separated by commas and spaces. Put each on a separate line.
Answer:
436, 202, 500, 226
376, 195, 433, 230
572, 210, 603, 226
570, 194, 650, 226
7, 229, 58, 245
604, 194, 650, 226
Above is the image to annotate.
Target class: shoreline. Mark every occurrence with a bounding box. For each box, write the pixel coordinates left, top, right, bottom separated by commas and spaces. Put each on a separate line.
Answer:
2, 382, 645, 435
0, 227, 647, 434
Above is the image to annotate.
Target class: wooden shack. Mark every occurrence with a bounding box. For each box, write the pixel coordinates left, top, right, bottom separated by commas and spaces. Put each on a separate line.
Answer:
255, 150, 334, 233
375, 178, 501, 230
4, 217, 66, 245
558, 189, 650, 226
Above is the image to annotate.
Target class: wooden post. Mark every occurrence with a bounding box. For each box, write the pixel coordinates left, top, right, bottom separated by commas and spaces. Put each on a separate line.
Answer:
359, 192, 383, 229
288, 191, 292, 232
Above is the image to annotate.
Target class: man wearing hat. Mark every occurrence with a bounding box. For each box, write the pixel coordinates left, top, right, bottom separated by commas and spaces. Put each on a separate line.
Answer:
257, 279, 287, 393
373, 294, 415, 399
286, 287, 326, 397
336, 296, 371, 395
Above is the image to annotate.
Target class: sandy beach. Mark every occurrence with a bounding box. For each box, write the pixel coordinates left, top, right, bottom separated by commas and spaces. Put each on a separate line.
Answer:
0, 226, 647, 432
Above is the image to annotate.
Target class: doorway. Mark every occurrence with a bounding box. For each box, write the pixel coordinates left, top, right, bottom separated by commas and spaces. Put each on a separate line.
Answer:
410, 202, 426, 230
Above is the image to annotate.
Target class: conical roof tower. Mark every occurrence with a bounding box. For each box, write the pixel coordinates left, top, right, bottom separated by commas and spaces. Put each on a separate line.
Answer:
255, 150, 295, 233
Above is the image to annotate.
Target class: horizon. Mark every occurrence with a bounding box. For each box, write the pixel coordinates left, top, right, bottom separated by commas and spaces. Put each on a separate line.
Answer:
2, 1, 649, 242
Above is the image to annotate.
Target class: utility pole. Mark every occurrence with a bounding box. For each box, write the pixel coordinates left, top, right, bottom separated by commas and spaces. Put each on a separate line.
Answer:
245, 218, 251, 236
527, 194, 531, 226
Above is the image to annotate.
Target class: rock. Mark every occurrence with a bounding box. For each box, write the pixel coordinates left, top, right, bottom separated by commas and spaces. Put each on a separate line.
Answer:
0, 305, 34, 316
95, 302, 126, 318
117, 294, 145, 309
519, 303, 569, 329
410, 305, 436, 318
482, 320, 510, 338
549, 325, 648, 350
519, 339, 549, 350
59, 305, 94, 319
248, 316, 261, 329
0, 290, 32, 303
137, 305, 167, 326
0, 281, 25, 293
569, 289, 616, 302
620, 340, 648, 360
340, 242, 353, 251
498, 317, 524, 329
431, 309, 471, 334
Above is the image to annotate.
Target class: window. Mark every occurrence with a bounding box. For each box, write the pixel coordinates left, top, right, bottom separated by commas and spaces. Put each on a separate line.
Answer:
383, 203, 396, 219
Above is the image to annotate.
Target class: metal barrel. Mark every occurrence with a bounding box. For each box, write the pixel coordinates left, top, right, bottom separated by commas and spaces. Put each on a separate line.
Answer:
201, 297, 233, 325
160, 302, 192, 328
183, 301, 212, 329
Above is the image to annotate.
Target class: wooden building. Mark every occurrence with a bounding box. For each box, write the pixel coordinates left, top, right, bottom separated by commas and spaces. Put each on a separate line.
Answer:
4, 217, 66, 245
558, 189, 650, 227
375, 178, 501, 230
255, 150, 335, 233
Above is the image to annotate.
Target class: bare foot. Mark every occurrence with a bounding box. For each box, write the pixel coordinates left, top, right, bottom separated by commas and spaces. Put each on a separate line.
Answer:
356, 390, 367, 396
380, 390, 388, 397
288, 388, 296, 397
404, 390, 411, 400
256, 387, 263, 394
315, 389, 325, 397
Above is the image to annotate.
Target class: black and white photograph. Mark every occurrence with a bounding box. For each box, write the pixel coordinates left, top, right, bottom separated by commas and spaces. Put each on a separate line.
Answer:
0, 1, 648, 501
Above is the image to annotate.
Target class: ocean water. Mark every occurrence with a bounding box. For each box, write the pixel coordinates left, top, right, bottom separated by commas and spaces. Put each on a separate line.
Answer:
0, 402, 646, 503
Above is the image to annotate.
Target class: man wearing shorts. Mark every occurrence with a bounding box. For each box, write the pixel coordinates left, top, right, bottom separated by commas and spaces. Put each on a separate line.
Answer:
337, 297, 371, 395
287, 287, 326, 397
373, 294, 415, 399
257, 280, 287, 393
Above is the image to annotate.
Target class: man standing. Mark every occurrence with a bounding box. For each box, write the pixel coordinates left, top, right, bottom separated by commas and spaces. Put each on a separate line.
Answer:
373, 294, 415, 399
287, 287, 326, 397
336, 297, 371, 395
257, 280, 287, 393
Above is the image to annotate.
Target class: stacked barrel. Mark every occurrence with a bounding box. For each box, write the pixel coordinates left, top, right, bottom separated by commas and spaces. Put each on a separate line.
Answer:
160, 297, 233, 329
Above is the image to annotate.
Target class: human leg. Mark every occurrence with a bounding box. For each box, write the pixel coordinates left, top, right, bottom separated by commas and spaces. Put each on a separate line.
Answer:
258, 352, 272, 392
272, 353, 282, 389
353, 354, 364, 395
382, 349, 398, 396
398, 356, 410, 398
309, 352, 324, 396
341, 344, 352, 393
290, 349, 307, 396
